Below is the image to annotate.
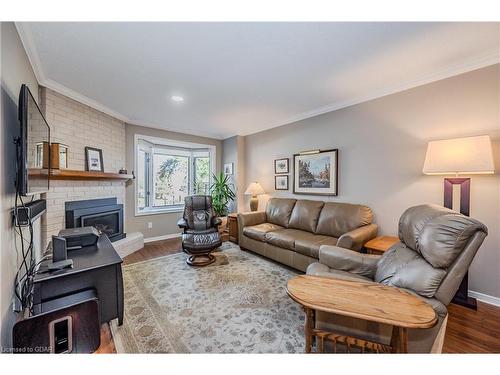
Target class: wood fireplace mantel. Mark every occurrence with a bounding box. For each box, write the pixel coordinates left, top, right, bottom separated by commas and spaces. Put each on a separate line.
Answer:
29, 168, 133, 181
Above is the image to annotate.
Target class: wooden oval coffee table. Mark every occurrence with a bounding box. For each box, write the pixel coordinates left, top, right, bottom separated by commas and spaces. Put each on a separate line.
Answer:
286, 275, 437, 353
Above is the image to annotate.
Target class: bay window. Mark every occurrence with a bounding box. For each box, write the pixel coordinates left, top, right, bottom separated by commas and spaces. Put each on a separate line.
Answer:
135, 136, 215, 215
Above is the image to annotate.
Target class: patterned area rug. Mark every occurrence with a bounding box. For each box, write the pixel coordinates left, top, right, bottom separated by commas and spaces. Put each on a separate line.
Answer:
110, 242, 305, 353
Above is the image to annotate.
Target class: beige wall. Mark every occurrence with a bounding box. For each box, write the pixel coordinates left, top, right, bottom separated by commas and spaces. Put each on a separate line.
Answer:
125, 124, 222, 239
0, 22, 40, 349
39, 88, 127, 246
243, 65, 500, 300
221, 135, 245, 212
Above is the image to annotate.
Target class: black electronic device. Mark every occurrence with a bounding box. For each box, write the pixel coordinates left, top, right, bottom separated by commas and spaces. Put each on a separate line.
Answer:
48, 236, 73, 271
58, 227, 100, 250
17, 84, 51, 196
12, 289, 100, 353
14, 198, 47, 226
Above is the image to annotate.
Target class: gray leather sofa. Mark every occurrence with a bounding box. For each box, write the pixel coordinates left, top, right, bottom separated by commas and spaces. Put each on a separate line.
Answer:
238, 198, 377, 271
307, 204, 488, 353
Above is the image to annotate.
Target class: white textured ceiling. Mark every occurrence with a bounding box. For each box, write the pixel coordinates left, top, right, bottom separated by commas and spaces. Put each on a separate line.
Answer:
17, 22, 500, 139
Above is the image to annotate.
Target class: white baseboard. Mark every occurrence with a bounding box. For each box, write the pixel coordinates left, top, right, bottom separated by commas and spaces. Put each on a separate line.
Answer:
468, 290, 500, 307
144, 233, 182, 243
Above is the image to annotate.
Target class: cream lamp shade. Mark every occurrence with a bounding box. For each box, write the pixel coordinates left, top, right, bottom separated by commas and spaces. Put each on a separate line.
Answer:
244, 182, 265, 211
244, 182, 265, 196
422, 135, 495, 175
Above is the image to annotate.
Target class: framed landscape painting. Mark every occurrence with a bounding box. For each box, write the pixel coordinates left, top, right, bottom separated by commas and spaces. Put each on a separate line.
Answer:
293, 149, 338, 196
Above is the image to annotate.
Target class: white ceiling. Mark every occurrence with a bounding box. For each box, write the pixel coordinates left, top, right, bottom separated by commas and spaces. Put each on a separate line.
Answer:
17, 22, 500, 139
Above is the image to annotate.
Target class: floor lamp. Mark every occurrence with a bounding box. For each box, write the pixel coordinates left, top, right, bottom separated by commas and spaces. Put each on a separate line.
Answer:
423, 135, 495, 309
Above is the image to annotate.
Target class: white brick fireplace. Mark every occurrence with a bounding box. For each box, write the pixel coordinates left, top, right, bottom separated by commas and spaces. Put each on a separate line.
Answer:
40, 88, 127, 247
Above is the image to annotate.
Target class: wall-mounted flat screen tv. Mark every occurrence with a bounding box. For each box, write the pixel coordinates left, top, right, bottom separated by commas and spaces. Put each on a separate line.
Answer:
18, 84, 50, 196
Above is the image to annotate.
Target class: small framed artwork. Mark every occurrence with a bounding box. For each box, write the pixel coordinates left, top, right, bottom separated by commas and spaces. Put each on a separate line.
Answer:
85, 147, 104, 172
293, 149, 338, 196
275, 175, 289, 190
224, 162, 234, 175
274, 158, 289, 174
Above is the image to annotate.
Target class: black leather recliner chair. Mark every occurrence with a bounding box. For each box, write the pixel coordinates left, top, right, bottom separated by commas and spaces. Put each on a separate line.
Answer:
177, 195, 222, 266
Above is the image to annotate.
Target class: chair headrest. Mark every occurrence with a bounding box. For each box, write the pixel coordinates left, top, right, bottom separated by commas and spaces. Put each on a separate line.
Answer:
185, 195, 213, 210
398, 204, 487, 268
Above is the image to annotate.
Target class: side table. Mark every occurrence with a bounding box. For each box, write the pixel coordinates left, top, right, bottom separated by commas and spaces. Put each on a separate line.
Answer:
228, 213, 238, 244
286, 275, 437, 353
364, 236, 399, 255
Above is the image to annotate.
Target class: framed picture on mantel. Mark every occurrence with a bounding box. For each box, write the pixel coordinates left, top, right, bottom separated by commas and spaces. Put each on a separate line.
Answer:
85, 147, 104, 172
293, 149, 338, 196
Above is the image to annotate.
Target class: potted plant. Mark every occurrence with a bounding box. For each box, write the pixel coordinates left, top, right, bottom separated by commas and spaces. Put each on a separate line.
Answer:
210, 172, 236, 232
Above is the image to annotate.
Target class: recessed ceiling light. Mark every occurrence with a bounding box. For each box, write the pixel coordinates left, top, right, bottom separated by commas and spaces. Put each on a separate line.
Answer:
171, 95, 184, 102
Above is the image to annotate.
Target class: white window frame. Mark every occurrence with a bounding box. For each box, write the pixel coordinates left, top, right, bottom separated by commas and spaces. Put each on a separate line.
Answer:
134, 134, 216, 216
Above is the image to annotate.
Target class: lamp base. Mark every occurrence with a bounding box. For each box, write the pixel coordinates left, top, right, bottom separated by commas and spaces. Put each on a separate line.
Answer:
249, 196, 258, 211
443, 178, 477, 310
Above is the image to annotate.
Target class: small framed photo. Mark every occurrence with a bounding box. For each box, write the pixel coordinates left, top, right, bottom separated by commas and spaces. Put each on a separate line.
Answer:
85, 147, 104, 172
274, 158, 289, 174
275, 175, 289, 190
224, 162, 233, 175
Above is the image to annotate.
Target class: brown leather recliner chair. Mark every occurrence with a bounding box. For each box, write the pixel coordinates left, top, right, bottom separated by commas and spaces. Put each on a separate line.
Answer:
306, 204, 488, 353
177, 195, 222, 266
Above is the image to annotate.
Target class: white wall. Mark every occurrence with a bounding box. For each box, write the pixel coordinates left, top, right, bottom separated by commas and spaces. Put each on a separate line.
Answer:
243, 65, 500, 300
0, 22, 40, 350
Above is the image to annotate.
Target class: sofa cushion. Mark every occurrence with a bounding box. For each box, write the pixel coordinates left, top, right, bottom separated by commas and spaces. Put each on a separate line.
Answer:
264, 228, 309, 250
316, 202, 372, 237
295, 234, 337, 259
243, 223, 283, 242
288, 200, 324, 233
266, 198, 296, 228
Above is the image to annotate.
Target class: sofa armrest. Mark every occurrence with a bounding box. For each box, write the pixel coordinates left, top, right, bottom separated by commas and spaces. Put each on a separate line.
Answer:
237, 211, 266, 228
319, 245, 380, 279
177, 218, 188, 229
337, 223, 378, 251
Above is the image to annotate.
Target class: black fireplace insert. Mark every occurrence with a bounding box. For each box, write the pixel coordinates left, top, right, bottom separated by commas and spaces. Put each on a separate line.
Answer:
65, 198, 125, 242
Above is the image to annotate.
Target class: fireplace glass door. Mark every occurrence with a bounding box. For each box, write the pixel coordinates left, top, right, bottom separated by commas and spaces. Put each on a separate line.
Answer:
81, 210, 121, 239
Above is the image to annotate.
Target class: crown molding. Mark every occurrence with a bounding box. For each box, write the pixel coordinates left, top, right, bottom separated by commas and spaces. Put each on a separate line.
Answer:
15, 22, 45, 83
16, 22, 499, 140
14, 22, 225, 140
239, 49, 500, 137
43, 78, 130, 122
43, 78, 226, 139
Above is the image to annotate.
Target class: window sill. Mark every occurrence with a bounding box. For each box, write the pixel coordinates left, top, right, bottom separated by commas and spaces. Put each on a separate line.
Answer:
135, 206, 184, 217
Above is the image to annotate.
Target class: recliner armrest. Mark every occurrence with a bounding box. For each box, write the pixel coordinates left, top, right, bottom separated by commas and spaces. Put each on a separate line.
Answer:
319, 245, 380, 279
177, 218, 188, 229
337, 223, 378, 251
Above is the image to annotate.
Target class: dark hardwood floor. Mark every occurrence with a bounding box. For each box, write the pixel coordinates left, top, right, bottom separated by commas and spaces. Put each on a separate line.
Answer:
96, 237, 500, 353
122, 238, 183, 265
